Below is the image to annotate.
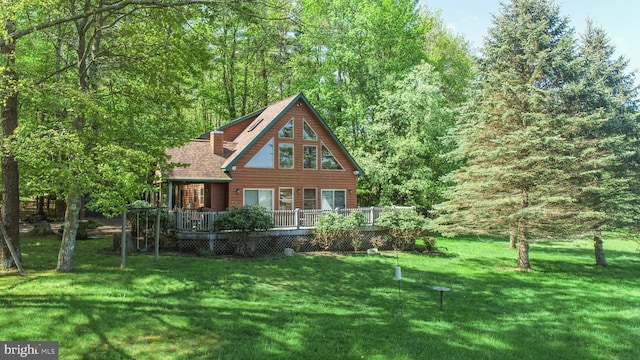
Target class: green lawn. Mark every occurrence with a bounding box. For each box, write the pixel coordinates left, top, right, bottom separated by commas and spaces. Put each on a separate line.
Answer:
1, 233, 638, 360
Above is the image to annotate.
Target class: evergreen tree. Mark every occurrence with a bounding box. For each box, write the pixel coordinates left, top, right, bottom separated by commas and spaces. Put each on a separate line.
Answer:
435, 0, 582, 270
565, 19, 640, 266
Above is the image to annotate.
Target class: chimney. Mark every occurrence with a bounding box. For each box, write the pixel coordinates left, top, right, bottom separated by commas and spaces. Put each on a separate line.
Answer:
210, 130, 224, 155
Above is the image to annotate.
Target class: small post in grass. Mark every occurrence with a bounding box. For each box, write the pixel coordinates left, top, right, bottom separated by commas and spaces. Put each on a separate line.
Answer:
433, 286, 450, 311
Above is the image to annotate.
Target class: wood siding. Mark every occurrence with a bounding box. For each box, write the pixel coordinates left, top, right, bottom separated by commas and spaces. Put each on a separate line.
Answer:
227, 103, 357, 210
208, 183, 228, 211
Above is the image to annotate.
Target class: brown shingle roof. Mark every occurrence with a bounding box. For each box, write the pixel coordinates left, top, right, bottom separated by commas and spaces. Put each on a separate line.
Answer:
165, 139, 233, 182
221, 93, 299, 170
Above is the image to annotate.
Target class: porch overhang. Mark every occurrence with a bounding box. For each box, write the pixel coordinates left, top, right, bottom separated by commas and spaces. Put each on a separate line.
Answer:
165, 178, 232, 183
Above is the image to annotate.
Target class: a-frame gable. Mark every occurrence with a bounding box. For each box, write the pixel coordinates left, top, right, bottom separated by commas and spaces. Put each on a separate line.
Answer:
220, 93, 364, 175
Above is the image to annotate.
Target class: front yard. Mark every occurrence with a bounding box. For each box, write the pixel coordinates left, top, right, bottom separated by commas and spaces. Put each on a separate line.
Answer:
0, 233, 638, 359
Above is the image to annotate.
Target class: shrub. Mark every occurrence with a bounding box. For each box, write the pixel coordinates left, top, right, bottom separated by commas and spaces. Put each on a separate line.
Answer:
375, 207, 429, 251
424, 236, 437, 253
370, 235, 387, 249
291, 237, 308, 252
58, 219, 103, 240
214, 205, 274, 256
313, 211, 365, 251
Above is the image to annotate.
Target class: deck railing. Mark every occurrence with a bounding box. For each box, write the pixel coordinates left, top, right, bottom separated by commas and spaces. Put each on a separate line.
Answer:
170, 206, 415, 232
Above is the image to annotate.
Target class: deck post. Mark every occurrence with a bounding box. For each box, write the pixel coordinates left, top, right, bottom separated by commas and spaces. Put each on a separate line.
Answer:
295, 208, 300, 229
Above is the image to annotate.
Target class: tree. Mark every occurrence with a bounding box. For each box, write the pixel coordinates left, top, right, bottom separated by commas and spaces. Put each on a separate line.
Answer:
564, 19, 640, 266
290, 0, 429, 149
189, 0, 296, 128
435, 0, 583, 270
1, 0, 246, 272
1, 11, 20, 269
355, 63, 461, 213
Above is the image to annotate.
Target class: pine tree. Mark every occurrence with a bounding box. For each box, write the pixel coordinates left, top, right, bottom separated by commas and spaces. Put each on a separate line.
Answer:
564, 19, 640, 266
435, 0, 582, 270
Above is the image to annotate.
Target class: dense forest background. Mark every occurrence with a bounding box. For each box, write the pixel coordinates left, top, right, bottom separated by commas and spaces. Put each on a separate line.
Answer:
2, 0, 638, 271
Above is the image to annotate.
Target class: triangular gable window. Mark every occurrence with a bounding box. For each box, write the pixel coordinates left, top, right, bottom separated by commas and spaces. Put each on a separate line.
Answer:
303, 119, 317, 141
279, 118, 294, 138
321, 143, 343, 170
246, 138, 274, 168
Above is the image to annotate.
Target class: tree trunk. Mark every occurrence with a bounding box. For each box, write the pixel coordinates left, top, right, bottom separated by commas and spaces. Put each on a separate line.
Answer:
0, 18, 21, 270
509, 226, 516, 249
516, 220, 530, 270
56, 189, 82, 272
593, 228, 607, 267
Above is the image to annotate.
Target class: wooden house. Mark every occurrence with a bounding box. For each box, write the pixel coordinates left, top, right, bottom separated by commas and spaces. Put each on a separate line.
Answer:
163, 93, 363, 212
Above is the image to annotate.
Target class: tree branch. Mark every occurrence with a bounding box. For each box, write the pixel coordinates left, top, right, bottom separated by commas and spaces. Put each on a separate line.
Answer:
7, 0, 229, 41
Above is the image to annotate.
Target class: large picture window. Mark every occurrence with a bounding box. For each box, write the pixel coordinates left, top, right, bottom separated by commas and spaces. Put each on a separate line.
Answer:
246, 138, 274, 168
303, 188, 317, 210
279, 143, 294, 169
321, 190, 346, 210
303, 145, 317, 170
321, 144, 344, 170
244, 189, 274, 211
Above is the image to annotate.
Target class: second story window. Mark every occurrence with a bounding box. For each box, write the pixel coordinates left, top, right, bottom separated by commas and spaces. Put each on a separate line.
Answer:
279, 143, 294, 169
303, 119, 317, 141
303, 145, 317, 169
321, 144, 343, 170
279, 118, 294, 138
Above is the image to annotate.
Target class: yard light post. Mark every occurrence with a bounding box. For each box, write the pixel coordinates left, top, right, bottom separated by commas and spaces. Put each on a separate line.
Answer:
433, 286, 450, 311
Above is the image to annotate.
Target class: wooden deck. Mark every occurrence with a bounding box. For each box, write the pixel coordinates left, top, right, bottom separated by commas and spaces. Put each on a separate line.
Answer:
170, 206, 412, 233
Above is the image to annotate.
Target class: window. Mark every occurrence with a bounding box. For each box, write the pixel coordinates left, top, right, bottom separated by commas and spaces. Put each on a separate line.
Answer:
244, 189, 273, 211
200, 188, 204, 205
246, 138, 274, 168
193, 189, 197, 203
279, 118, 294, 138
279, 188, 293, 210
321, 144, 344, 170
321, 190, 346, 210
303, 119, 317, 140
303, 188, 317, 210
279, 143, 294, 169
303, 145, 317, 169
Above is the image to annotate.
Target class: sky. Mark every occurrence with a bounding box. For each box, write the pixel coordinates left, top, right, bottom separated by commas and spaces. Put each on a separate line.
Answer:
423, 0, 640, 80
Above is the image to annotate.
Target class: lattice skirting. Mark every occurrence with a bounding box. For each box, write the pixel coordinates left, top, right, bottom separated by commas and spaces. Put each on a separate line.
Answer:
168, 228, 391, 256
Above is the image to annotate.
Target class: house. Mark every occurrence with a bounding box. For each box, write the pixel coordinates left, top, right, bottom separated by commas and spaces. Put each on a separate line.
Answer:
163, 93, 364, 212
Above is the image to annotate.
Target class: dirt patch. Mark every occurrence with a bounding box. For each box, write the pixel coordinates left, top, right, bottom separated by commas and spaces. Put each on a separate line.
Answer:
20, 217, 125, 235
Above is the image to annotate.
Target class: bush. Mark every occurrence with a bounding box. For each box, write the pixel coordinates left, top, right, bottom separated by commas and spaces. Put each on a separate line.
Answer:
423, 236, 437, 253
214, 205, 274, 256
313, 211, 365, 251
58, 219, 103, 240
375, 208, 429, 251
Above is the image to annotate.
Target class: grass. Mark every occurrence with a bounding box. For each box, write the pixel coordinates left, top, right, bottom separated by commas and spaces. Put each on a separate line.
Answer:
1, 233, 639, 360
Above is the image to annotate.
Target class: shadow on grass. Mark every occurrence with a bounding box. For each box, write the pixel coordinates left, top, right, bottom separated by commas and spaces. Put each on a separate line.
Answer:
1, 237, 639, 359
